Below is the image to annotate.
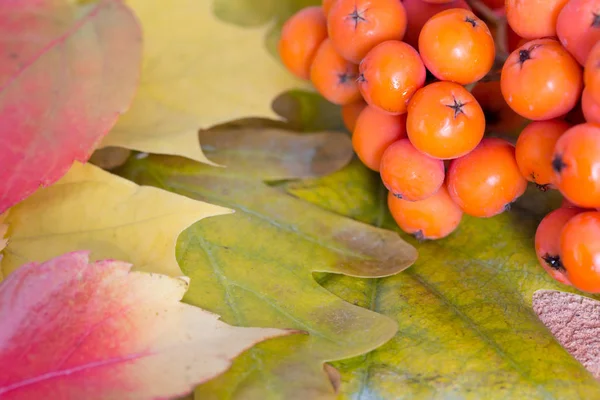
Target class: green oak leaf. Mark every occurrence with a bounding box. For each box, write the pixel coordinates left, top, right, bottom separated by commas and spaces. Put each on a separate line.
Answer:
117, 125, 417, 399
285, 160, 600, 399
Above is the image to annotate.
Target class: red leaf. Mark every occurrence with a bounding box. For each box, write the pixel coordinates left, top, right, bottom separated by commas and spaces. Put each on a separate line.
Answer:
0, 0, 142, 213
0, 251, 297, 399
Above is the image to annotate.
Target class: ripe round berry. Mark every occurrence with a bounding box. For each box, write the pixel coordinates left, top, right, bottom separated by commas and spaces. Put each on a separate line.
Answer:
327, 0, 407, 64
560, 211, 600, 292
380, 139, 445, 201
515, 119, 571, 190
584, 41, 600, 103
552, 123, 600, 208
505, 0, 569, 39
556, 0, 600, 65
352, 105, 407, 171
358, 40, 426, 115
582, 87, 600, 124
501, 39, 583, 120
387, 185, 463, 240
471, 81, 527, 136
418, 9, 495, 85
406, 81, 485, 159
278, 6, 328, 80
535, 207, 583, 286
341, 100, 367, 132
447, 138, 527, 217
322, 0, 337, 16
402, 0, 471, 48
310, 39, 362, 106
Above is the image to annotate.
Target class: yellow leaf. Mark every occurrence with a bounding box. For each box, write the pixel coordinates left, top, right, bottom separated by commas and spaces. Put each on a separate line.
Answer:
0, 162, 230, 279
100, 0, 306, 164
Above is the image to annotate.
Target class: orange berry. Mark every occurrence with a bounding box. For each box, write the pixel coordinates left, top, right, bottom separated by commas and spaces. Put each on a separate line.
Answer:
358, 40, 426, 115
561, 197, 579, 208
327, 0, 407, 64
584, 41, 600, 103
556, 0, 600, 65
380, 139, 445, 201
552, 123, 600, 208
582, 87, 600, 124
406, 81, 485, 159
402, 0, 471, 48
501, 39, 583, 120
352, 105, 407, 171
560, 211, 600, 292
322, 0, 337, 16
470, 81, 527, 136
387, 186, 463, 240
418, 9, 495, 85
447, 138, 527, 217
535, 207, 583, 286
515, 119, 571, 189
278, 7, 328, 80
505, 0, 569, 39
310, 39, 362, 105
341, 99, 367, 132
422, 0, 455, 3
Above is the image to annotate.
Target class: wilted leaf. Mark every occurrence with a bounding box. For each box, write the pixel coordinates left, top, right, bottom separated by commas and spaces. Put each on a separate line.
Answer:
285, 160, 600, 398
89, 146, 132, 170
117, 125, 416, 399
0, 0, 142, 213
0, 251, 297, 400
100, 0, 307, 164
0, 162, 230, 279
533, 290, 600, 381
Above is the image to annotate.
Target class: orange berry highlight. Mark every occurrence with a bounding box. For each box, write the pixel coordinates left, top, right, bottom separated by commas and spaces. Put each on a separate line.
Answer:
352, 105, 407, 171
418, 9, 495, 85
387, 186, 463, 240
560, 211, 600, 293
327, 0, 407, 64
556, 0, 600, 65
402, 0, 471, 48
278, 6, 328, 80
505, 0, 569, 39
310, 39, 362, 105
447, 138, 527, 217
406, 81, 485, 159
380, 139, 445, 201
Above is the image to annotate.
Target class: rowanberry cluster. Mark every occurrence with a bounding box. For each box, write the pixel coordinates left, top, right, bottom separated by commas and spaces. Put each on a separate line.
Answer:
279, 0, 600, 293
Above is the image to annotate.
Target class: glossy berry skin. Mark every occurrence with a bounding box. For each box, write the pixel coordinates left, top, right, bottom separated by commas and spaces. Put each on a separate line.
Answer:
560, 211, 600, 292
535, 207, 583, 286
552, 123, 600, 208
402, 0, 471, 48
406, 81, 485, 159
352, 105, 407, 171
501, 39, 583, 120
341, 100, 367, 132
327, 0, 407, 64
556, 0, 600, 65
584, 41, 600, 103
582, 87, 600, 124
380, 139, 445, 201
358, 40, 426, 115
447, 138, 527, 217
322, 0, 337, 16
505, 0, 569, 39
515, 119, 571, 189
387, 185, 463, 240
278, 6, 328, 80
310, 39, 362, 105
418, 9, 495, 85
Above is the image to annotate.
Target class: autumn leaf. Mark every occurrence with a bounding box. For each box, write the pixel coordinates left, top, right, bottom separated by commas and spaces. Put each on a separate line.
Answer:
0, 162, 230, 280
100, 0, 307, 165
117, 124, 417, 399
533, 290, 600, 381
286, 159, 600, 398
0, 251, 298, 400
0, 0, 142, 213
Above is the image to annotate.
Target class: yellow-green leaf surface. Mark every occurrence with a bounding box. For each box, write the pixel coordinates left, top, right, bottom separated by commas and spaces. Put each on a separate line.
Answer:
117, 125, 417, 399
285, 160, 600, 399
100, 0, 308, 164
0, 162, 229, 279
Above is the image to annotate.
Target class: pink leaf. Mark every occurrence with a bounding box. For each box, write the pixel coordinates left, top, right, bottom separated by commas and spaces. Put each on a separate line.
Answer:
0, 0, 142, 213
0, 251, 298, 400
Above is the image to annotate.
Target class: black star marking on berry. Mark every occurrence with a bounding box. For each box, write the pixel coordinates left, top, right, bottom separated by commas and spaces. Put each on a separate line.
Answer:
393, 192, 403, 199
552, 154, 568, 173
347, 7, 367, 30
445, 97, 466, 118
592, 12, 600, 27
536, 183, 550, 192
413, 230, 426, 242
465, 16, 477, 27
518, 49, 531, 64
357, 73, 366, 83
542, 253, 565, 271
337, 72, 354, 85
